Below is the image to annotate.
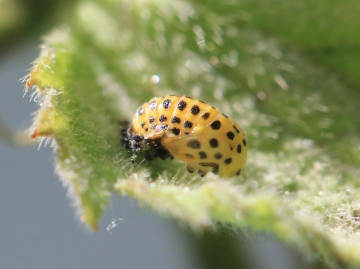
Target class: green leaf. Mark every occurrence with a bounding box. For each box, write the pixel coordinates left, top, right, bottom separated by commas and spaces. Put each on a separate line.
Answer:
25, 0, 360, 267
235, 0, 360, 85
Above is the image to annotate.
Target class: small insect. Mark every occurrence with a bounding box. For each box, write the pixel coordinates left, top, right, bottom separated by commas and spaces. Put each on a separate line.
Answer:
121, 95, 247, 178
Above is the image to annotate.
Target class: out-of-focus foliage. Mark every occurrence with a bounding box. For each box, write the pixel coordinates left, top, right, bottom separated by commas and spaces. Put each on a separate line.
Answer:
0, 0, 73, 50
237, 0, 360, 84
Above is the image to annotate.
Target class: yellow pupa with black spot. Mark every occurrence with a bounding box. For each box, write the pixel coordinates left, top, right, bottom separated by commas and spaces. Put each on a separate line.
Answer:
127, 95, 247, 178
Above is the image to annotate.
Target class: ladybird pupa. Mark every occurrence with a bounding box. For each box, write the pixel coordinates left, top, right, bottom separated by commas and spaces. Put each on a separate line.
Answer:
121, 95, 247, 178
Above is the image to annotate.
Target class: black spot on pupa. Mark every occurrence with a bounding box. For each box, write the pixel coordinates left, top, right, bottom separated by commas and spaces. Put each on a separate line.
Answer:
236, 169, 241, 176
198, 151, 207, 159
187, 140, 201, 149
160, 124, 168, 131
191, 105, 200, 115
243, 139, 247, 146
159, 115, 167, 122
224, 158, 232, 164
199, 162, 217, 168
177, 100, 187, 110
222, 113, 228, 118
210, 120, 221, 130
187, 164, 195, 173
171, 128, 180, 135
226, 131, 235, 140
149, 101, 157, 110
140, 122, 145, 128
151, 124, 157, 129
237, 144, 242, 153
149, 116, 155, 123
202, 112, 210, 120
163, 99, 171, 109
212, 165, 219, 175
185, 153, 194, 159
137, 107, 143, 116
171, 116, 181, 124
145, 128, 149, 132
233, 125, 240, 134
184, 132, 190, 135
209, 138, 218, 148
183, 121, 193, 128
214, 153, 222, 159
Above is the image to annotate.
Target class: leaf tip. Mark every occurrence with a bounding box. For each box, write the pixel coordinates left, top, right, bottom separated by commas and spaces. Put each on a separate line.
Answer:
80, 215, 99, 232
